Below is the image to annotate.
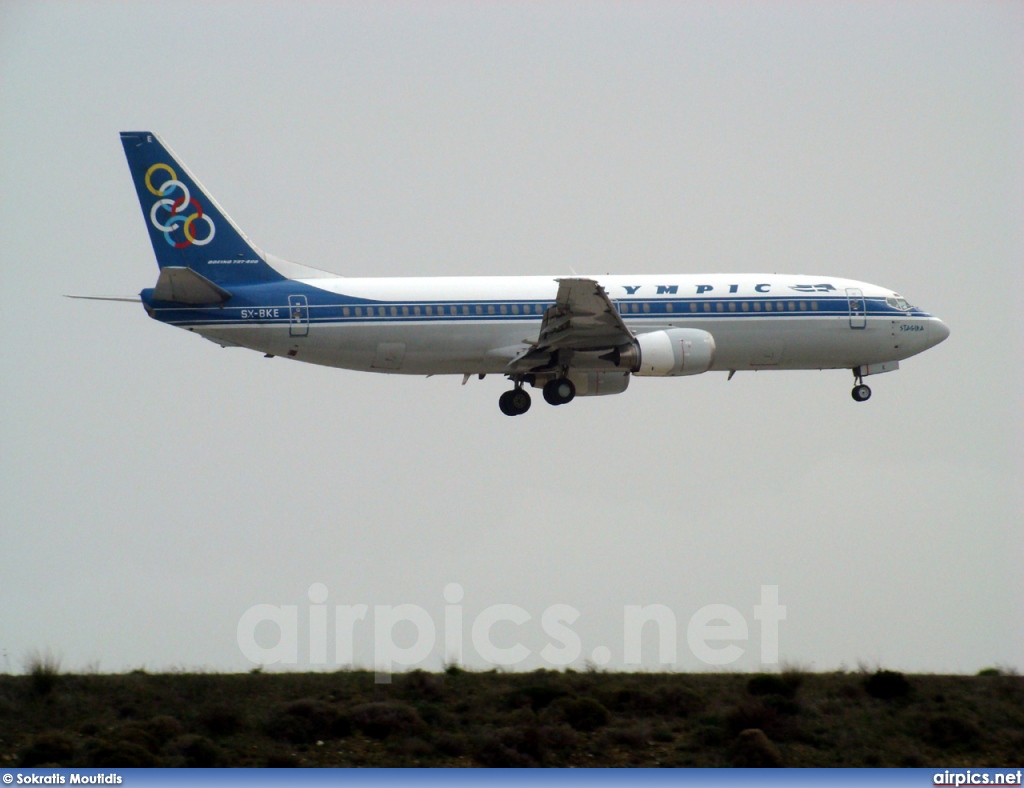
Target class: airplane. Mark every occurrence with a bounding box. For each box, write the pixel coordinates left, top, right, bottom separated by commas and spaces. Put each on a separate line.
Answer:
98, 131, 949, 416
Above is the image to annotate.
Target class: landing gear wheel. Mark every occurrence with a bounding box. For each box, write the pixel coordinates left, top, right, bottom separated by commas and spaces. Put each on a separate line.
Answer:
543, 377, 576, 406
499, 388, 532, 416
510, 388, 531, 414
852, 384, 872, 402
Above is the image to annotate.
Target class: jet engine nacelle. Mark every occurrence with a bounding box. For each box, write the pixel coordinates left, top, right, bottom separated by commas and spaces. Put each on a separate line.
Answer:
616, 328, 716, 377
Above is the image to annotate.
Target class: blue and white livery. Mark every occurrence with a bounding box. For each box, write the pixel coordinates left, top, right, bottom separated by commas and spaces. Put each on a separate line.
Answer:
116, 132, 949, 415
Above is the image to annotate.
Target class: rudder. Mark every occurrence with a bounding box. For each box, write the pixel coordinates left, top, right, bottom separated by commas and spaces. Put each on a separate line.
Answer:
120, 132, 284, 287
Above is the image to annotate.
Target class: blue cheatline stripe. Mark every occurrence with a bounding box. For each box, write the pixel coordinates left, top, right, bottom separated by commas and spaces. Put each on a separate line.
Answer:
0, 767, 986, 786
153, 296, 931, 328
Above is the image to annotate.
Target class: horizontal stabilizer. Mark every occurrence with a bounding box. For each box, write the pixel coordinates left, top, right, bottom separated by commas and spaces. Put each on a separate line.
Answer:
152, 266, 232, 304
65, 295, 141, 302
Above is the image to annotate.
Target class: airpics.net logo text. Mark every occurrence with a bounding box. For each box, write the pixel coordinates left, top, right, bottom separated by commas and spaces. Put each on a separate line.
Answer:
236, 584, 786, 683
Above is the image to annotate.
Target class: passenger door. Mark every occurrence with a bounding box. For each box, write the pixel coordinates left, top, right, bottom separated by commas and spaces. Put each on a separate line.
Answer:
288, 295, 309, 337
846, 288, 866, 329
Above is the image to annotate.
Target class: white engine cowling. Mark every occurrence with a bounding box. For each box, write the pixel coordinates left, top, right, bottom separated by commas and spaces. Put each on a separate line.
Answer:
623, 328, 716, 376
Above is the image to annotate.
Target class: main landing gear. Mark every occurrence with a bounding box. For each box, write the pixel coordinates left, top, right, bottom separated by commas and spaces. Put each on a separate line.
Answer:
498, 376, 576, 415
851, 370, 872, 402
542, 377, 576, 407
499, 384, 532, 416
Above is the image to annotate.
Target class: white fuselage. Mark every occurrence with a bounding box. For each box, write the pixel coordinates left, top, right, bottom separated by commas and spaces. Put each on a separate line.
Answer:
176, 273, 947, 376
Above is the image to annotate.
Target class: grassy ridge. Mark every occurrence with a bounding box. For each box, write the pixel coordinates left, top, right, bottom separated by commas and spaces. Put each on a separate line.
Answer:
1, 668, 1021, 767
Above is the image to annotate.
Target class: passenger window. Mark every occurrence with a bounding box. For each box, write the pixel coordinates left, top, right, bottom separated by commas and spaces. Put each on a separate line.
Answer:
777, 302, 784, 311
500, 304, 507, 314
462, 305, 469, 315
355, 307, 362, 316
690, 302, 698, 313
425, 306, 432, 315
378, 307, 386, 316
788, 302, 796, 311
799, 301, 807, 311
343, 307, 351, 317
402, 306, 409, 316
765, 302, 772, 312
716, 302, 724, 312
666, 303, 673, 312
643, 303, 650, 313
811, 301, 819, 311
511, 304, 519, 314
413, 306, 421, 316
475, 305, 483, 315
487, 305, 495, 315
703, 302, 711, 312
742, 302, 749, 312
729, 302, 736, 312
753, 302, 761, 312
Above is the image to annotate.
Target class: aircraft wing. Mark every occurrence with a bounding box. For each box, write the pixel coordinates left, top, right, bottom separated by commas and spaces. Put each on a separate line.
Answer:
508, 277, 634, 372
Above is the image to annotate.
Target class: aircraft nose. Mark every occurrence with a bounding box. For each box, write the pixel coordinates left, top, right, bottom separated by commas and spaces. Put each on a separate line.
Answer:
929, 318, 950, 347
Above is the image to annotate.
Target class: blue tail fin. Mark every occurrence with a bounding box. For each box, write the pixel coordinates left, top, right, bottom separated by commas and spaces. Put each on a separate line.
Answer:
120, 132, 284, 287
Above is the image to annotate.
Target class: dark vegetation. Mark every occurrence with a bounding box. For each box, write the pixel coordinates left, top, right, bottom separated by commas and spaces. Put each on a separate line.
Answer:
1, 666, 1021, 767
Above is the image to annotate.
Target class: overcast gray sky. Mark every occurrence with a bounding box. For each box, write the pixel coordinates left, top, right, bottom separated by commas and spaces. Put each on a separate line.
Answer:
1, 1, 1021, 675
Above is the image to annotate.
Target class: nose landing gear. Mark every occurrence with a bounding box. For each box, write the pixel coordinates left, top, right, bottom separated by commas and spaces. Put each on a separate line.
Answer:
851, 369, 871, 402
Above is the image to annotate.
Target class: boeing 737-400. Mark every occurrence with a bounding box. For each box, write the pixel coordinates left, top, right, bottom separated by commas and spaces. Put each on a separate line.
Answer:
96, 132, 949, 415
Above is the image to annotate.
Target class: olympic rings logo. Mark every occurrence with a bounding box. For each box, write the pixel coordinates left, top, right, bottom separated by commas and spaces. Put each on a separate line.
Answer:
145, 163, 216, 248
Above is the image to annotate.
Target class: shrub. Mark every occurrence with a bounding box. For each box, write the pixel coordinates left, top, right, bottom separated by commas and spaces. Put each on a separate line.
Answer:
604, 687, 655, 714
347, 701, 424, 740
472, 731, 537, 767
20, 731, 76, 766
726, 701, 779, 737
506, 684, 569, 712
731, 728, 784, 767
546, 696, 610, 732
25, 650, 61, 696
399, 670, 445, 702
167, 734, 223, 767
200, 706, 246, 737
434, 731, 469, 757
535, 724, 579, 759
86, 740, 158, 767
924, 715, 982, 751
265, 751, 301, 767
650, 725, 675, 742
652, 684, 703, 717
385, 735, 435, 758
470, 723, 578, 767
748, 674, 797, 699
761, 694, 801, 716
602, 723, 651, 749
264, 699, 349, 744
865, 670, 912, 700
144, 716, 185, 745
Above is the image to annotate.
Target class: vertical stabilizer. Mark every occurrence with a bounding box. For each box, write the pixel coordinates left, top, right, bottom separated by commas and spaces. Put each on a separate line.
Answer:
120, 132, 284, 287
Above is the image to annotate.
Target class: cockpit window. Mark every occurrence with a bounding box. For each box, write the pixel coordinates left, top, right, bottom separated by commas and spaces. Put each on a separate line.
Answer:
886, 296, 912, 310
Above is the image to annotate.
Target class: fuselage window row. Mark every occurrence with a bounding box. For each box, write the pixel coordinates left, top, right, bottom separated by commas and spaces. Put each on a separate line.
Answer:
330, 300, 841, 320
